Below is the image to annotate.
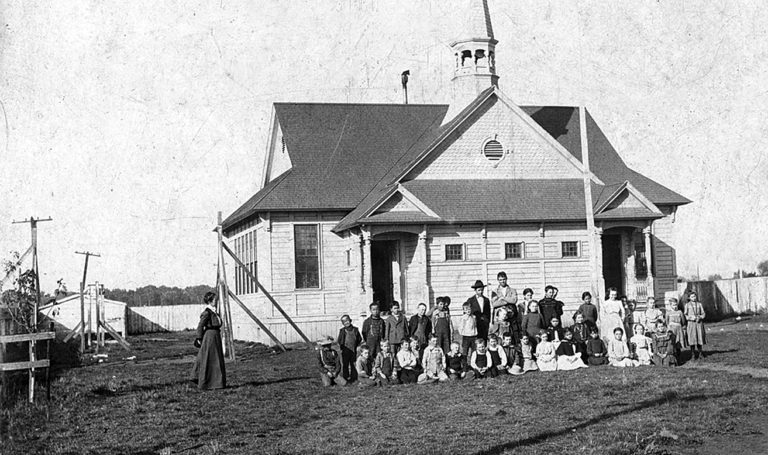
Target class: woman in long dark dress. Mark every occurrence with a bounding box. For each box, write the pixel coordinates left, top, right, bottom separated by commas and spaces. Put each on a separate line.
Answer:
193, 291, 226, 390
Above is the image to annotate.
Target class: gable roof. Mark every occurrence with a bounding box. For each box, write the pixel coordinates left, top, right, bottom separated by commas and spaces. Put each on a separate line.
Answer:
222, 102, 449, 231
224, 90, 690, 234
521, 106, 691, 206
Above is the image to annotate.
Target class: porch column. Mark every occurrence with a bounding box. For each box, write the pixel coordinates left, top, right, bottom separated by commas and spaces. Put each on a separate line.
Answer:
419, 226, 430, 304
622, 230, 636, 299
362, 227, 372, 299
595, 226, 605, 301
643, 225, 655, 298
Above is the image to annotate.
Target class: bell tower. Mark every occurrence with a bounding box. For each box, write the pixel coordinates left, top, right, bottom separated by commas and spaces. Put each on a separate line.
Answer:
448, 0, 498, 119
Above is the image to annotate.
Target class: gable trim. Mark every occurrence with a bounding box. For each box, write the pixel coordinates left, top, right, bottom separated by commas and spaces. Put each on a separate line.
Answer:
260, 106, 280, 189
492, 89, 604, 185
594, 181, 663, 215
367, 184, 440, 219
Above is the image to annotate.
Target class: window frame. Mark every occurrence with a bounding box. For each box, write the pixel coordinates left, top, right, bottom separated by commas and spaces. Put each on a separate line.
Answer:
561, 240, 580, 258
444, 244, 465, 262
294, 224, 321, 289
504, 241, 524, 260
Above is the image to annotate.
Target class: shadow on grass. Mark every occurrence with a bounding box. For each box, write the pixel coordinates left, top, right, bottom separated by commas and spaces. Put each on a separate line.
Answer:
473, 390, 737, 455
229, 375, 313, 389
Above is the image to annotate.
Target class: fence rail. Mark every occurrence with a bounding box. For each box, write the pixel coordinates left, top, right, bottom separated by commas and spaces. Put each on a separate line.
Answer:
678, 277, 768, 320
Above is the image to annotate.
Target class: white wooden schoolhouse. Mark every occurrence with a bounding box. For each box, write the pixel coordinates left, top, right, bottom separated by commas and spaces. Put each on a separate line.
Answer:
222, 0, 690, 344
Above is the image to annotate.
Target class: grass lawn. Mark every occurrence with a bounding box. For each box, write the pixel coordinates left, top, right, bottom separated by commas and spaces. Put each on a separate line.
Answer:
2, 319, 768, 455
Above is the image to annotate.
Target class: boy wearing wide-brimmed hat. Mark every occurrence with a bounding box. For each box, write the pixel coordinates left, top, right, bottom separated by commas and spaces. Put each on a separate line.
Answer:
465, 280, 491, 341
317, 336, 347, 387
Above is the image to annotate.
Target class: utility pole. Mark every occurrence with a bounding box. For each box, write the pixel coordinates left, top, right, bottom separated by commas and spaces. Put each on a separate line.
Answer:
75, 251, 100, 353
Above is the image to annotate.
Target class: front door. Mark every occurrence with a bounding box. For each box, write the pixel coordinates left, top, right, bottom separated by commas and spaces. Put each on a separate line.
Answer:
602, 234, 624, 295
371, 240, 401, 312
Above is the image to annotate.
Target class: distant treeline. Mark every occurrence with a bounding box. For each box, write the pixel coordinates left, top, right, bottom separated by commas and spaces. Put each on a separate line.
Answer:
104, 285, 216, 307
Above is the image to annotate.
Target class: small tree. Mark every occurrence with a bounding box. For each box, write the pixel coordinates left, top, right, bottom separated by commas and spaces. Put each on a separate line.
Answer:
758, 260, 768, 277
1, 252, 39, 333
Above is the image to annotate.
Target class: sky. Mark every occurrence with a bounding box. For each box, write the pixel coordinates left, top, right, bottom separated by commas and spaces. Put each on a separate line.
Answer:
0, 0, 766, 293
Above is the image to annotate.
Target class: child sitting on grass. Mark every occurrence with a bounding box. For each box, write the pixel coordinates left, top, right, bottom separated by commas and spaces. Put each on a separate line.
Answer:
396, 338, 419, 384
571, 312, 591, 363
555, 328, 588, 370
586, 328, 608, 365
608, 328, 639, 367
419, 333, 449, 383
445, 341, 473, 380
651, 321, 678, 367
518, 335, 538, 373
500, 332, 517, 374
458, 302, 477, 357
354, 345, 375, 387
373, 340, 398, 386
486, 334, 508, 375
629, 323, 653, 366
535, 330, 557, 372
470, 338, 497, 379
547, 316, 565, 346
317, 336, 347, 387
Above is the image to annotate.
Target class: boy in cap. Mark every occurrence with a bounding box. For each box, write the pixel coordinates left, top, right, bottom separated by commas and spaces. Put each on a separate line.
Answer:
317, 336, 347, 387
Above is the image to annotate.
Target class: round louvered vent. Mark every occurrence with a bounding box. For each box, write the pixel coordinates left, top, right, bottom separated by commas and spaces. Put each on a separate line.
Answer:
483, 140, 504, 161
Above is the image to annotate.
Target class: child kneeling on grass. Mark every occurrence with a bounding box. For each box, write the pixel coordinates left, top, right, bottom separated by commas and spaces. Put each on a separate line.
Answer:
446, 341, 473, 380
629, 324, 653, 366
355, 345, 375, 387
317, 336, 347, 387
608, 328, 639, 367
418, 333, 449, 383
470, 338, 498, 379
374, 340, 398, 386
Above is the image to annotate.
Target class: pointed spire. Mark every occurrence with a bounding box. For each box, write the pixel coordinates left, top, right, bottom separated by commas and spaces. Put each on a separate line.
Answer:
466, 0, 494, 40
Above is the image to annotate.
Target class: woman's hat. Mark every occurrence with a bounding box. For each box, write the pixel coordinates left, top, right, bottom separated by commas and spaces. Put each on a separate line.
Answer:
471, 280, 486, 289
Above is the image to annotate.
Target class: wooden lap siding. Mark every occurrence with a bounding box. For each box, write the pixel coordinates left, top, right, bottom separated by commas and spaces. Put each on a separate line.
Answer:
652, 207, 678, 296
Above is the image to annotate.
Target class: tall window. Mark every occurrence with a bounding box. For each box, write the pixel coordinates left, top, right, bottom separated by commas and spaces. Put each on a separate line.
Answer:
562, 241, 579, 258
234, 231, 257, 295
445, 244, 464, 261
295, 225, 320, 289
504, 242, 523, 259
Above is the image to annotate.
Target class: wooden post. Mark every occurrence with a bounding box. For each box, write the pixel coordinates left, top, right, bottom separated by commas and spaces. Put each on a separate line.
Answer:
46, 321, 53, 401
75, 251, 100, 353
221, 242, 313, 346
217, 212, 236, 361
579, 106, 600, 303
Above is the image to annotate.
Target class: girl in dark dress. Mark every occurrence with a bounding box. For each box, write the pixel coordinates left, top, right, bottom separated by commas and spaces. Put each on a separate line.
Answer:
193, 291, 226, 390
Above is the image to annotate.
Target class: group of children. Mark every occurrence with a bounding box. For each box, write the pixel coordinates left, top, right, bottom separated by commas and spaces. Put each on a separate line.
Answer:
316, 281, 708, 387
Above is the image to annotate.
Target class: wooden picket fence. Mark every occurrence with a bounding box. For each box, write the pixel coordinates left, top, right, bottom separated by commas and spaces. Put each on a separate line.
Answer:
678, 277, 768, 319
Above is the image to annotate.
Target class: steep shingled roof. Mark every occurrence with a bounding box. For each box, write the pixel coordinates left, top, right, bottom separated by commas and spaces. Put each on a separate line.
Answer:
221, 103, 448, 230
224, 91, 690, 234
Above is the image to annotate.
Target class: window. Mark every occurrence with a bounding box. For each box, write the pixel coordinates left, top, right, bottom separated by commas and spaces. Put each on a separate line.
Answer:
562, 241, 579, 258
504, 242, 523, 259
233, 232, 258, 295
345, 249, 351, 267
295, 225, 320, 288
483, 139, 504, 161
445, 244, 464, 261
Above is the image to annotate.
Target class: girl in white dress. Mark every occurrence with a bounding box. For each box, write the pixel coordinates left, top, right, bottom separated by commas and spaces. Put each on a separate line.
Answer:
536, 330, 558, 372
600, 287, 625, 345
629, 324, 653, 365
608, 327, 639, 367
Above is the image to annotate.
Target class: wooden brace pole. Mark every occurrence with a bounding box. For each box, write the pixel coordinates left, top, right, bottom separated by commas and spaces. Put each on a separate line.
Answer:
221, 242, 312, 346
227, 290, 286, 352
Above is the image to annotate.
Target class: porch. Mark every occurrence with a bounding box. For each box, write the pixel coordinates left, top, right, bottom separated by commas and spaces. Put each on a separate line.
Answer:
599, 222, 656, 304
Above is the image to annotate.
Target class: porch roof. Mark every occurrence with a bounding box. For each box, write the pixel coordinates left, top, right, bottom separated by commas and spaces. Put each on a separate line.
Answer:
358, 211, 440, 224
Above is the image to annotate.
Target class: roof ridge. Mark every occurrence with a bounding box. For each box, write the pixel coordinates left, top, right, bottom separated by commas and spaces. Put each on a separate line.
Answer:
273, 102, 449, 107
